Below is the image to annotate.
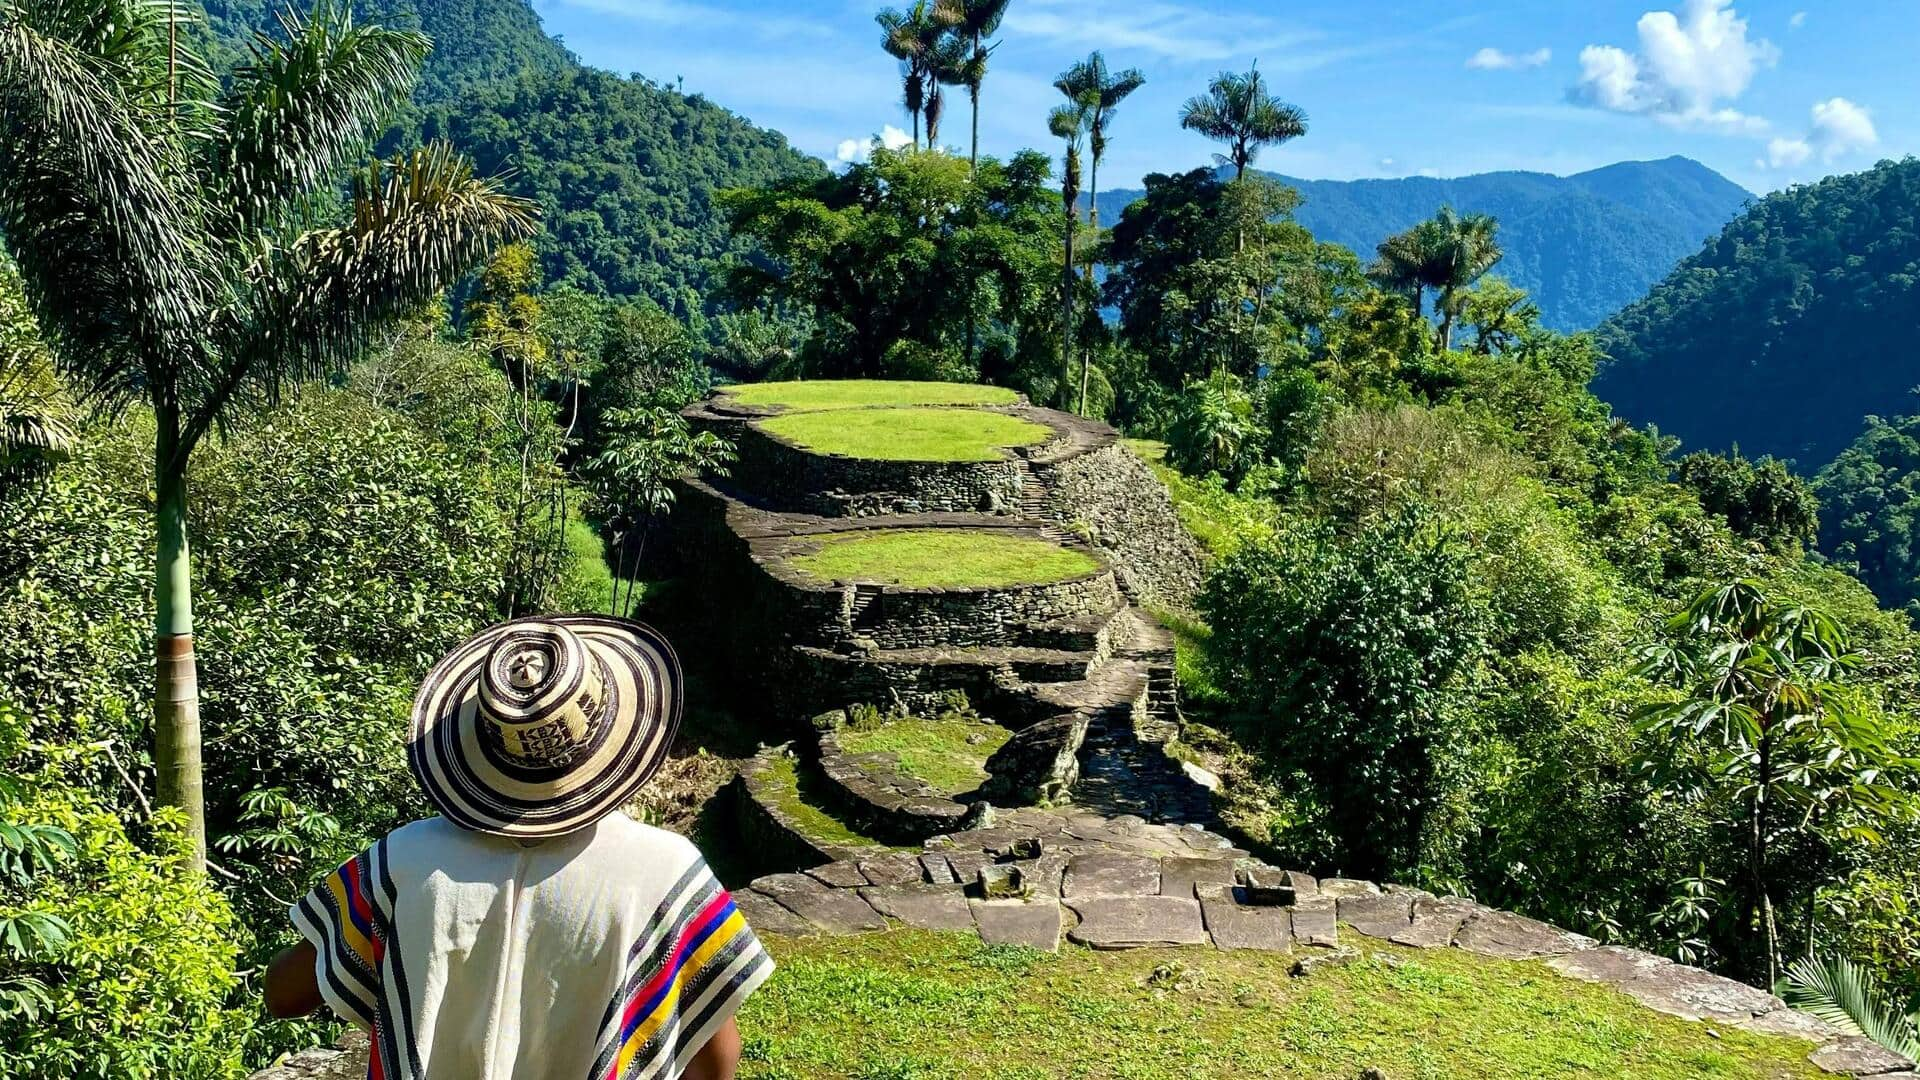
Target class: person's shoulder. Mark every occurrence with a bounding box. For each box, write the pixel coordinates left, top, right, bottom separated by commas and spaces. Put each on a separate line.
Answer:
592, 812, 703, 862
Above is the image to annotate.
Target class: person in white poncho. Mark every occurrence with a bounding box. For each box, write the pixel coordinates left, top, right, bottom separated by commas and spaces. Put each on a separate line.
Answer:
264, 615, 773, 1080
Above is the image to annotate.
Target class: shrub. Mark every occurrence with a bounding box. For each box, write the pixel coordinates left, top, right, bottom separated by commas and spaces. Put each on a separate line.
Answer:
1, 778, 256, 1079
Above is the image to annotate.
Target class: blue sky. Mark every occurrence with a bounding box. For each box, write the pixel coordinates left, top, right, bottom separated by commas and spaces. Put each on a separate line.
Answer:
527, 0, 1916, 194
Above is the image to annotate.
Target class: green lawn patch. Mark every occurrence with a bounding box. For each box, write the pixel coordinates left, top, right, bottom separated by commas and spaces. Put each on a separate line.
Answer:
739, 930, 1826, 1080
839, 718, 1012, 794
758, 406, 1050, 463
760, 752, 902, 852
788, 529, 1101, 589
725, 379, 1021, 412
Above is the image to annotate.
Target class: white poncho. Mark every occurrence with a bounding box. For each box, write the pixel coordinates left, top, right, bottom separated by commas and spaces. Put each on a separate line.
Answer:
292, 812, 772, 1080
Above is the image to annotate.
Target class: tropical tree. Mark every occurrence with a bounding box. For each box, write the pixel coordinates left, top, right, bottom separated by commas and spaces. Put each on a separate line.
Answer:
0, 260, 70, 490
1047, 96, 1089, 409
1055, 51, 1144, 238
582, 407, 734, 618
878, 1, 955, 149
1370, 207, 1502, 351
1636, 581, 1917, 986
933, 0, 1011, 170
1178, 62, 1307, 181
922, 25, 970, 149
0, 0, 537, 870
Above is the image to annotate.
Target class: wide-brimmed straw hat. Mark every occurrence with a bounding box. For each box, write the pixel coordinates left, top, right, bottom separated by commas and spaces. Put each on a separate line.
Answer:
407, 615, 683, 837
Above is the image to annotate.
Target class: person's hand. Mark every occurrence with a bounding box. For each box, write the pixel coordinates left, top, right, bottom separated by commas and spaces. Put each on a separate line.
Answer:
264, 940, 325, 1019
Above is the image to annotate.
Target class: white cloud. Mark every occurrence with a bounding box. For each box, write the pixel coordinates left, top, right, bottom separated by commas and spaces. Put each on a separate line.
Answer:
1467, 46, 1551, 71
1789, 11, 1807, 28
1764, 97, 1879, 168
1570, 0, 1778, 133
835, 125, 913, 165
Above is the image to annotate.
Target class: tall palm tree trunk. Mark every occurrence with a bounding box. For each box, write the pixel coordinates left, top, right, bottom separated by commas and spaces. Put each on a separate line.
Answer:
1061, 223, 1076, 410
153, 402, 206, 872
969, 77, 981, 171
1080, 150, 1100, 415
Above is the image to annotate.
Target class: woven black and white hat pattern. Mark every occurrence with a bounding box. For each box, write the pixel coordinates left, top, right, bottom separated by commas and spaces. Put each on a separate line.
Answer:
407, 615, 682, 837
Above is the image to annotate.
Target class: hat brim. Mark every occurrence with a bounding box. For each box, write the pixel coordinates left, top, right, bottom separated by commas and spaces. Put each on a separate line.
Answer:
407, 615, 683, 837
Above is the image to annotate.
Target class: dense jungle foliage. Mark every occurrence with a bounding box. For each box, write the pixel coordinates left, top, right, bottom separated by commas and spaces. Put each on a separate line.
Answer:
3, 0, 1918, 1074
1595, 157, 1920, 473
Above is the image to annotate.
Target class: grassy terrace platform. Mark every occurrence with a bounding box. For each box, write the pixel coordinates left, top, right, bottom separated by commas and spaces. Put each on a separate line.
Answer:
788, 529, 1101, 589
838, 718, 1012, 795
739, 931, 1826, 1080
758, 752, 902, 853
723, 379, 1020, 412
758, 407, 1050, 463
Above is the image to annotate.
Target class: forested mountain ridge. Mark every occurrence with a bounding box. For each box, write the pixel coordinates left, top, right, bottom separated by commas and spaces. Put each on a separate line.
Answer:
1092, 157, 1749, 331
200, 0, 824, 312
200, 0, 572, 100
1594, 157, 1920, 473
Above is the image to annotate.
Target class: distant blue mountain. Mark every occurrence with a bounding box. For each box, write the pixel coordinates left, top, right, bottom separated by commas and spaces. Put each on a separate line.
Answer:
1089, 156, 1752, 331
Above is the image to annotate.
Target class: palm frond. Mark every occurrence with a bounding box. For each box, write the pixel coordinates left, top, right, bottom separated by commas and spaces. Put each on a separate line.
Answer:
213, 0, 429, 237
1783, 954, 1920, 1058
0, 0, 217, 403
191, 142, 536, 448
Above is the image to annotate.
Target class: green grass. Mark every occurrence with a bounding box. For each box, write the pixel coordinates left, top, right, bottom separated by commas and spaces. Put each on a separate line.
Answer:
739, 931, 1826, 1080
759, 407, 1051, 463
760, 753, 904, 852
724, 379, 1021, 412
788, 529, 1102, 589
838, 718, 1013, 794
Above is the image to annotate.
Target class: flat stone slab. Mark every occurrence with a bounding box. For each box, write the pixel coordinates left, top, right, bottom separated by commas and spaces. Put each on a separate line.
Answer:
860, 883, 976, 931
970, 898, 1062, 951
1452, 908, 1594, 959
1062, 852, 1160, 898
857, 852, 927, 886
752, 873, 887, 933
1734, 1006, 1844, 1042
1067, 895, 1207, 949
1544, 945, 1673, 985
1319, 877, 1382, 898
805, 861, 867, 888
1199, 886, 1293, 952
1808, 1036, 1916, 1076
1159, 856, 1237, 899
1614, 962, 1785, 1022
1290, 898, 1340, 948
734, 889, 818, 937
1338, 893, 1412, 939
1390, 897, 1478, 948
919, 851, 959, 884
1009, 853, 1070, 897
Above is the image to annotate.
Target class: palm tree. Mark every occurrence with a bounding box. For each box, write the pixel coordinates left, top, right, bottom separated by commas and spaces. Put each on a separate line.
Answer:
1048, 99, 1088, 410
1370, 207, 1502, 351
1369, 217, 1448, 320
878, 1, 950, 149
0, 0, 537, 872
1056, 52, 1143, 411
1056, 51, 1144, 239
1178, 62, 1307, 181
0, 260, 71, 488
923, 28, 970, 149
933, 0, 1011, 170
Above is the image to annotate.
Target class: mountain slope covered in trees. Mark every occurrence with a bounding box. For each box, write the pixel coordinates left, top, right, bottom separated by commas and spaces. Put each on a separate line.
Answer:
1595, 157, 1920, 472
1094, 157, 1749, 331
202, 0, 823, 311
